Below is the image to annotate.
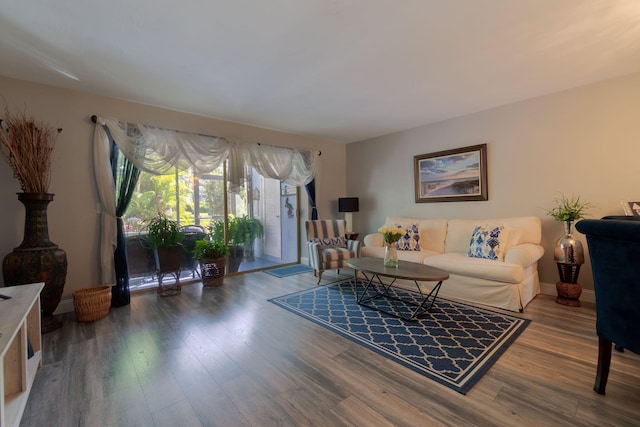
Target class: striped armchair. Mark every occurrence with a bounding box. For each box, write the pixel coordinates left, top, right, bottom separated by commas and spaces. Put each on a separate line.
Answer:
305, 220, 361, 284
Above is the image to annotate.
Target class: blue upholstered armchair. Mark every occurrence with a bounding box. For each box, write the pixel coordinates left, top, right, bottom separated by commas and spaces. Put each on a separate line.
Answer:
305, 220, 361, 284
575, 217, 640, 394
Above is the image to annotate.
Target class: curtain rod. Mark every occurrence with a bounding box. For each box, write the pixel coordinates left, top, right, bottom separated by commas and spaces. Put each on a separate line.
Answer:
91, 115, 321, 156
91, 115, 225, 140
257, 142, 321, 156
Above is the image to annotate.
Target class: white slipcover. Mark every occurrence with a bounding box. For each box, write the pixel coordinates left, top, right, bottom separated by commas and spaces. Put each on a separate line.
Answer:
361, 216, 544, 312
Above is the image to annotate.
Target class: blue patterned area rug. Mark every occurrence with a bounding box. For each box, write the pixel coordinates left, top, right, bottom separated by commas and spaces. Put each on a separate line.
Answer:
269, 280, 530, 394
264, 264, 314, 278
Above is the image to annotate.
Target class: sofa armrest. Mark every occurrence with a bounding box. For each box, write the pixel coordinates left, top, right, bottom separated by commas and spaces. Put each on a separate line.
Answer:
505, 243, 545, 267
363, 233, 384, 248
347, 239, 361, 256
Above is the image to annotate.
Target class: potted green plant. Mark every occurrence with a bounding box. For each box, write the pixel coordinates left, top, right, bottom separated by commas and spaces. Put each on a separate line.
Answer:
547, 194, 592, 223
226, 215, 247, 272
145, 214, 185, 296
208, 218, 240, 272
192, 237, 230, 287
547, 193, 592, 306
243, 217, 263, 262
208, 215, 263, 272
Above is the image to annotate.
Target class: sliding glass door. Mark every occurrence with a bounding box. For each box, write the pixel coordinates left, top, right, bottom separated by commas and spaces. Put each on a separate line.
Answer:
122, 161, 299, 289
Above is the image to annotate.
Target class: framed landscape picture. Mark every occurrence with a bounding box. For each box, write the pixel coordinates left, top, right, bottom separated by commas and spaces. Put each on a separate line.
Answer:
622, 200, 640, 216
414, 143, 488, 203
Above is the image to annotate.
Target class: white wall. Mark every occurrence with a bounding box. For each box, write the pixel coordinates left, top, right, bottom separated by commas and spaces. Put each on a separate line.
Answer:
347, 71, 640, 296
0, 76, 347, 297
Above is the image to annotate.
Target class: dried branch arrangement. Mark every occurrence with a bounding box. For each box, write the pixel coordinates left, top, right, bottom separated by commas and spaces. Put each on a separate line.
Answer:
0, 107, 62, 193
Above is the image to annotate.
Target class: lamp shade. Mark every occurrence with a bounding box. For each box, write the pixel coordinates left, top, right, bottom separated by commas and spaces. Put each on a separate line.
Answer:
338, 197, 359, 213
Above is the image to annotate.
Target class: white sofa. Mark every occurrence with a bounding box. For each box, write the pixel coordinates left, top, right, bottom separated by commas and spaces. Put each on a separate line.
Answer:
361, 216, 544, 312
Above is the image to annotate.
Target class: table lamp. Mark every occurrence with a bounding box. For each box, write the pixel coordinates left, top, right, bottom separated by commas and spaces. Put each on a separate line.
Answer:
338, 197, 359, 233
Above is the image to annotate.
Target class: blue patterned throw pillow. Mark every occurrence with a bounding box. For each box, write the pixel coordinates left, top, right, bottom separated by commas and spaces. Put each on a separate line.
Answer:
467, 225, 509, 261
312, 236, 347, 250
396, 224, 421, 251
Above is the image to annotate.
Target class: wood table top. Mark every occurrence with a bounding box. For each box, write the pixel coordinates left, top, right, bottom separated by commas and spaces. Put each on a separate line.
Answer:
347, 257, 449, 282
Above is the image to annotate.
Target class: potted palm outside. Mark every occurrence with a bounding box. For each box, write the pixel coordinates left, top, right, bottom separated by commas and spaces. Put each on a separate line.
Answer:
145, 214, 185, 296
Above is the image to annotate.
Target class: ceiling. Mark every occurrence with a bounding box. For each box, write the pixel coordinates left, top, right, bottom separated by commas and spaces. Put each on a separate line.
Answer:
1, 1, 640, 143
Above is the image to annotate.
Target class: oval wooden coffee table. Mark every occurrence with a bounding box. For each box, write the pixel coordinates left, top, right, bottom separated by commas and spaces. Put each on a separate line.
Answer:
347, 257, 449, 321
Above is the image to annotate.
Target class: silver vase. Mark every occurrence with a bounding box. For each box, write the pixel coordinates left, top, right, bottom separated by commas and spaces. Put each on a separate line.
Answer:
554, 221, 584, 283
554, 221, 584, 264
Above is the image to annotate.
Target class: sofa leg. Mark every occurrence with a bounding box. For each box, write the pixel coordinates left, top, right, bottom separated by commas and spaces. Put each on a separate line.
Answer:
317, 271, 323, 284
594, 336, 612, 395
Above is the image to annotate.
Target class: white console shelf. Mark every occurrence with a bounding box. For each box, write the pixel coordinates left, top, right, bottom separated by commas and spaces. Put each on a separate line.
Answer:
0, 282, 43, 427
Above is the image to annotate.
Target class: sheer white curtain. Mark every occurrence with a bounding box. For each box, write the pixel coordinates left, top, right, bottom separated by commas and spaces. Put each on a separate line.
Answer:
93, 116, 319, 285
243, 142, 319, 186
101, 117, 230, 174
92, 121, 118, 285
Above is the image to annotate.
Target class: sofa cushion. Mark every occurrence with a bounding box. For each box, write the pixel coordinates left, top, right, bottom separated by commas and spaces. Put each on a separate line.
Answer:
424, 252, 524, 284
360, 246, 439, 263
446, 216, 542, 253
396, 224, 421, 251
467, 224, 509, 261
385, 216, 448, 253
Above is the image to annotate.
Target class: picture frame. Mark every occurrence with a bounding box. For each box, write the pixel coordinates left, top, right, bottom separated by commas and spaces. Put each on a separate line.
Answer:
621, 200, 640, 216
414, 143, 488, 203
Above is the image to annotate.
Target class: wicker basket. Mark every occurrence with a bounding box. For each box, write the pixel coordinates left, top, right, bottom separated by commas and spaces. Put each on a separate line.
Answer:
200, 257, 226, 287
73, 286, 112, 322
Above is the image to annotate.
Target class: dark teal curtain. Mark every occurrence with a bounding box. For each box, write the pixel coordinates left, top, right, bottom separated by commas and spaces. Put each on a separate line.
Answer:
305, 179, 317, 220
107, 128, 140, 306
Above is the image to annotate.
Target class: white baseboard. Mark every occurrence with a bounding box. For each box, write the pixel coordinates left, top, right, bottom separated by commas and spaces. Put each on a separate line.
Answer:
300, 256, 309, 266
539, 281, 595, 304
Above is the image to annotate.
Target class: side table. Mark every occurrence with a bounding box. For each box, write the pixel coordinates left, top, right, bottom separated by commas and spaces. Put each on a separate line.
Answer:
556, 262, 582, 307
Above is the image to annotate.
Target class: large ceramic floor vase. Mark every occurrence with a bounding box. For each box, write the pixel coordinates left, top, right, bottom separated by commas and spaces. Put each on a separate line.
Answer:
2, 193, 68, 333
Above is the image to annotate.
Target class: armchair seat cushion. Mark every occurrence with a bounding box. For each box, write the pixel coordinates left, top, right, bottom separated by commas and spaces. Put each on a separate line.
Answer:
320, 247, 355, 262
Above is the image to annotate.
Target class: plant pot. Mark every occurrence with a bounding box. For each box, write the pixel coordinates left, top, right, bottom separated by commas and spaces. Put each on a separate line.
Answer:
199, 257, 226, 287
228, 245, 244, 273
154, 245, 183, 297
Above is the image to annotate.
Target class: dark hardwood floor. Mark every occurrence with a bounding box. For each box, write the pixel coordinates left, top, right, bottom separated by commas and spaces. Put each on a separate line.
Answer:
20, 270, 640, 426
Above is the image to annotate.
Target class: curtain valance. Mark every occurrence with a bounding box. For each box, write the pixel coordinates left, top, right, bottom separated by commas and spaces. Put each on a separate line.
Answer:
95, 116, 319, 189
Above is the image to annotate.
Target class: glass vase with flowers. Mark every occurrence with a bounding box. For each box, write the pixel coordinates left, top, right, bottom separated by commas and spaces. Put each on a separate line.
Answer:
378, 225, 403, 268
